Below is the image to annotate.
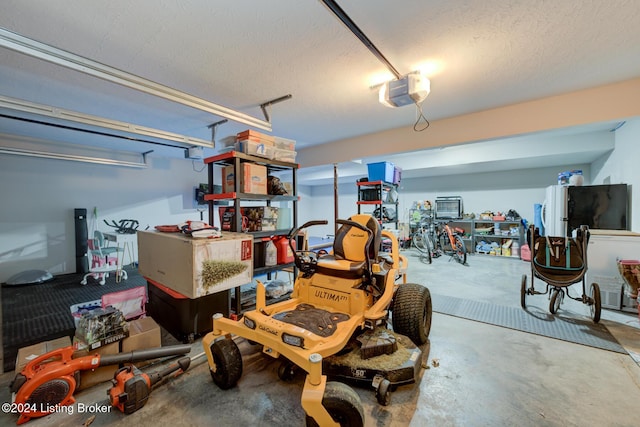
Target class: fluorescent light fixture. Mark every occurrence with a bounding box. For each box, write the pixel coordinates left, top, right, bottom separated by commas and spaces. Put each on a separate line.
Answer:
0, 146, 147, 168
0, 27, 272, 131
0, 95, 214, 148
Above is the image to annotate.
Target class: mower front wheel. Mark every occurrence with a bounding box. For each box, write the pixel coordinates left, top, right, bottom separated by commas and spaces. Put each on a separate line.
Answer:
392, 283, 432, 345
375, 378, 391, 406
209, 338, 243, 390
306, 382, 364, 427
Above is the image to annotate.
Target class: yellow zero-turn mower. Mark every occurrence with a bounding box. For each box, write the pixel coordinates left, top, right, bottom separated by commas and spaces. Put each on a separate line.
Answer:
203, 215, 432, 427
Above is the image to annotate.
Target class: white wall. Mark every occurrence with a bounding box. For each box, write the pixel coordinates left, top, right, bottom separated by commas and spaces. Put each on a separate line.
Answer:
591, 117, 640, 231
0, 153, 210, 282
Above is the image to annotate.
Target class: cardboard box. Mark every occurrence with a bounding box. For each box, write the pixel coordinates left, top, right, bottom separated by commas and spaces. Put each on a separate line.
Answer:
72, 340, 120, 390
120, 317, 162, 367
242, 163, 267, 194
138, 230, 253, 298
15, 336, 72, 375
221, 163, 267, 195
236, 129, 275, 144
121, 317, 161, 353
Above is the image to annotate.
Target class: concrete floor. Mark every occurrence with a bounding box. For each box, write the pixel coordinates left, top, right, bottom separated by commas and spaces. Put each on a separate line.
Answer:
1, 252, 639, 426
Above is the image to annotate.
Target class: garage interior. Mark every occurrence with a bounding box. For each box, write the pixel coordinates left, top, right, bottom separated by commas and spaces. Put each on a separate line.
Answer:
1, 1, 640, 426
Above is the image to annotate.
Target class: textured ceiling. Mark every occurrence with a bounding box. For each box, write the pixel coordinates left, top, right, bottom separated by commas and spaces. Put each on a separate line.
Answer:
0, 0, 639, 182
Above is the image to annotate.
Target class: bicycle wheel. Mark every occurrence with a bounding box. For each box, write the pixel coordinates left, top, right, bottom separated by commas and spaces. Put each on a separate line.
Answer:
412, 231, 428, 253
422, 233, 433, 264
424, 234, 435, 263
454, 235, 467, 265
438, 232, 449, 256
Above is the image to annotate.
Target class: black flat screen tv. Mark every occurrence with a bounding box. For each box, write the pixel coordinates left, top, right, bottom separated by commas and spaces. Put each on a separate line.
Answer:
567, 184, 628, 232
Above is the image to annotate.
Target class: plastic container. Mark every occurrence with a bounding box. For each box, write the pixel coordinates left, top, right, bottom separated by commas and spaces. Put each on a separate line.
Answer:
393, 166, 402, 184
274, 236, 295, 264
265, 240, 278, 266
236, 140, 274, 159
367, 161, 395, 183
274, 137, 296, 151
273, 148, 296, 162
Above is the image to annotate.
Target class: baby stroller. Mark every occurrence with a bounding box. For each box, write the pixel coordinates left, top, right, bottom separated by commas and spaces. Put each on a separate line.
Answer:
520, 225, 601, 323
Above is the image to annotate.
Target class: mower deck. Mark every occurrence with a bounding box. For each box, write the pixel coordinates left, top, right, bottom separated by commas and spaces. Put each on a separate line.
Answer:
323, 328, 428, 388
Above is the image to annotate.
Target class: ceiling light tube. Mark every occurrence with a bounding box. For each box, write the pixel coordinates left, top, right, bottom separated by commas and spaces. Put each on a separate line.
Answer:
0, 146, 147, 168
0, 95, 214, 148
0, 28, 272, 132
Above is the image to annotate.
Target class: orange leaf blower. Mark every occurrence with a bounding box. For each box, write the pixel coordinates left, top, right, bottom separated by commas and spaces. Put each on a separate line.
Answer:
108, 356, 191, 414
9, 344, 192, 425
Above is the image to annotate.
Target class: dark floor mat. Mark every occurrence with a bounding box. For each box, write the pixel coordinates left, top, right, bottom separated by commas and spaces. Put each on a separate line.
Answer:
2, 266, 147, 372
432, 294, 626, 354
273, 303, 349, 337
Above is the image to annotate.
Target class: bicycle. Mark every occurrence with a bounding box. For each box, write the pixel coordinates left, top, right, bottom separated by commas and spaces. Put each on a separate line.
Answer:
436, 222, 467, 265
412, 217, 438, 264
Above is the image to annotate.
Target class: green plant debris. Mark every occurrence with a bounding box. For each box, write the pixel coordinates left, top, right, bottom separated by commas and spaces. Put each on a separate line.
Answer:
201, 260, 248, 290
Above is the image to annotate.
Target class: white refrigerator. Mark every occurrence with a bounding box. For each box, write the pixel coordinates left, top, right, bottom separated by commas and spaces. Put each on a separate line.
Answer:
541, 185, 567, 236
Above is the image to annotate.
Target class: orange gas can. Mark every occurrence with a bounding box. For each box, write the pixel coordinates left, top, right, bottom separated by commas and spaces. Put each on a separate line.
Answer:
274, 236, 295, 264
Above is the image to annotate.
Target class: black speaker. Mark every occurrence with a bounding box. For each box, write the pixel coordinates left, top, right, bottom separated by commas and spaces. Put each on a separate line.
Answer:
74, 208, 88, 274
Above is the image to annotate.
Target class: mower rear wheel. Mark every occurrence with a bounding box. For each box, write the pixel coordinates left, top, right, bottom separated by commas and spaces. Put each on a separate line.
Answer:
209, 338, 243, 390
305, 382, 364, 427
392, 283, 432, 345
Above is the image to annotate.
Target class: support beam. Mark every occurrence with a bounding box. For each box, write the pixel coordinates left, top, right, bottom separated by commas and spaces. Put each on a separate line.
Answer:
298, 77, 640, 168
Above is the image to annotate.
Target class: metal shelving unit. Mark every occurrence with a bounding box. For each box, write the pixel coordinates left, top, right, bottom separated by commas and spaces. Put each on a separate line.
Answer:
356, 180, 399, 227
204, 150, 299, 313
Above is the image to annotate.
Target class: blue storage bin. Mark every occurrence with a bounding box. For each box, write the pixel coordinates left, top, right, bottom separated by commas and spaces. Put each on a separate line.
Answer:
367, 161, 395, 183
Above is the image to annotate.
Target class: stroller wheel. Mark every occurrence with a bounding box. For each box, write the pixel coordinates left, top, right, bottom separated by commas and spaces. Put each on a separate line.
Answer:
589, 283, 601, 323
549, 288, 562, 314
520, 275, 527, 309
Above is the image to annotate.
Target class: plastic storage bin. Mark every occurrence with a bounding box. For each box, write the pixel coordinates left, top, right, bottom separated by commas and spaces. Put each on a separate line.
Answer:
367, 161, 395, 183
393, 166, 402, 184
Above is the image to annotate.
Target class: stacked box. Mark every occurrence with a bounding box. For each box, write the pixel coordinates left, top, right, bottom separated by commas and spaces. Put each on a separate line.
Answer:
72, 340, 120, 390
15, 336, 72, 375
221, 163, 267, 194
273, 148, 297, 162
237, 129, 275, 144
273, 136, 297, 162
236, 140, 274, 159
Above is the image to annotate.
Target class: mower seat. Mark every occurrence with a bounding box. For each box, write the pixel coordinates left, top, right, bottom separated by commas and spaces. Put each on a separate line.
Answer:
315, 214, 381, 280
